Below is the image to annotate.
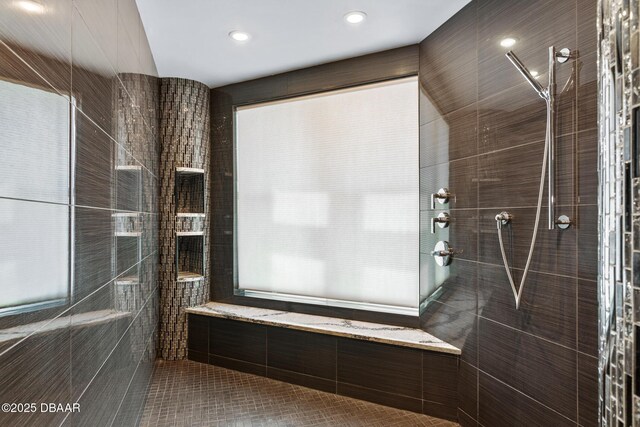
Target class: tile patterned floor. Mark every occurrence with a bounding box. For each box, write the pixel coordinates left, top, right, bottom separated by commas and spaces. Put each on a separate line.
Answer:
140, 360, 459, 427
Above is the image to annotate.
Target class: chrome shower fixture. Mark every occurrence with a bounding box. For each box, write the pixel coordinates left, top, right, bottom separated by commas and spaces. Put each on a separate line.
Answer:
498, 46, 572, 310
505, 51, 546, 99
505, 48, 570, 102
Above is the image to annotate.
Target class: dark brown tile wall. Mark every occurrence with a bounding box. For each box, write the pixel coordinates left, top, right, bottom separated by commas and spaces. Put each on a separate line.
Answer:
418, 0, 598, 425
188, 314, 459, 420
0, 1, 159, 426
209, 45, 422, 329
206, 1, 597, 424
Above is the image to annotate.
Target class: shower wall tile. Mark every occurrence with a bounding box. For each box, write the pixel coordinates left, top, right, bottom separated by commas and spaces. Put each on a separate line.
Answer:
74, 0, 118, 70
0, 323, 71, 427
477, 135, 574, 207
577, 129, 598, 205
75, 109, 114, 208
479, 84, 549, 153
577, 52, 597, 133
267, 367, 336, 393
337, 383, 424, 414
478, 371, 575, 427
117, 12, 140, 75
187, 313, 209, 355
478, 317, 577, 420
478, 208, 577, 277
577, 204, 598, 281
111, 335, 156, 427
420, 157, 478, 210
420, 300, 478, 368
422, 400, 458, 421
0, 41, 67, 97
457, 409, 478, 427
577, 352, 598, 426
70, 285, 119, 400
477, 263, 577, 348
206, 1, 598, 424
0, 0, 158, 424
422, 352, 458, 406
577, 0, 598, 56
287, 45, 418, 98
75, 323, 131, 426
208, 317, 266, 365
337, 338, 422, 399
72, 6, 117, 134
267, 327, 336, 380
419, 1, 477, 119
419, 103, 478, 167
477, 0, 576, 100
0, 0, 72, 95
577, 279, 598, 357
74, 207, 113, 300
456, 361, 478, 420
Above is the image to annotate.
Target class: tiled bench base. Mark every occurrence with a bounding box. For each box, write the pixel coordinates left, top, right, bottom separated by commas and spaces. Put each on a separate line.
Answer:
187, 307, 460, 421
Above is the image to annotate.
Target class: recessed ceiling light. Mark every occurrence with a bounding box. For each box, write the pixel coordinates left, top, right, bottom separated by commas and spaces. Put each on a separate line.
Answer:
500, 37, 517, 48
15, 0, 44, 14
344, 11, 367, 24
229, 31, 250, 42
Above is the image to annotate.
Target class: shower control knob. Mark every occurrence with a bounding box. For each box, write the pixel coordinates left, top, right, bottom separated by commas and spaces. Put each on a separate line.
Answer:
431, 241, 462, 267
431, 188, 452, 209
430, 212, 451, 233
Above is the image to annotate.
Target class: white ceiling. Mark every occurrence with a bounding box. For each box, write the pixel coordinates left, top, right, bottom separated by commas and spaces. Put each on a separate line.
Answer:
136, 0, 470, 88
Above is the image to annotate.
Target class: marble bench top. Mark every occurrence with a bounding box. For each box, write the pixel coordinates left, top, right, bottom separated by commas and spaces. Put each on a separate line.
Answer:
186, 302, 460, 355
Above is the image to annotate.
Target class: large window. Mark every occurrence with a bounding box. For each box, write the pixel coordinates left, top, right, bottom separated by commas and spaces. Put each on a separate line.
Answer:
235, 77, 419, 315
0, 79, 71, 315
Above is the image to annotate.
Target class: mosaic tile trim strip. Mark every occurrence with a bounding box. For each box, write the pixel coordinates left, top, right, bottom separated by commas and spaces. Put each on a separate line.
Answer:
158, 78, 211, 360
599, 0, 640, 425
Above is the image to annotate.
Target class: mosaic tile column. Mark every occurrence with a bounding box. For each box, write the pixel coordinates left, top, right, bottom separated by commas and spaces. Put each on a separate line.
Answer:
114, 73, 161, 364
599, 0, 640, 424
158, 78, 210, 360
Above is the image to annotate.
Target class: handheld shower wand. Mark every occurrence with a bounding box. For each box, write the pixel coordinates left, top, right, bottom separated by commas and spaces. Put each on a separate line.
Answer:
505, 51, 547, 100
497, 46, 571, 309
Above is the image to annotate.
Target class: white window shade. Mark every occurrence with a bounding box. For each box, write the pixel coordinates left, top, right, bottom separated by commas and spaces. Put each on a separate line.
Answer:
235, 77, 419, 314
0, 80, 70, 313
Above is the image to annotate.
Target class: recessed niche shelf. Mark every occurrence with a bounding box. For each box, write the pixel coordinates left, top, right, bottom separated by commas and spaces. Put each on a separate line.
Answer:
115, 275, 139, 286
176, 213, 205, 236
177, 271, 204, 282
116, 164, 142, 211
115, 164, 142, 171
176, 234, 204, 282
176, 169, 204, 214
115, 231, 142, 237
176, 167, 204, 175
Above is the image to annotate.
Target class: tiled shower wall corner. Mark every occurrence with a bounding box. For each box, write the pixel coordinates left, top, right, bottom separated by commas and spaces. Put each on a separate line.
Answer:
418, 0, 599, 425
159, 77, 210, 360
598, 0, 640, 425
0, 0, 160, 426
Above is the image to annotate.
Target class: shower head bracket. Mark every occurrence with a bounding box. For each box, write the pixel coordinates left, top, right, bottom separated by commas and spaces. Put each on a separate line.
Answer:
556, 48, 571, 63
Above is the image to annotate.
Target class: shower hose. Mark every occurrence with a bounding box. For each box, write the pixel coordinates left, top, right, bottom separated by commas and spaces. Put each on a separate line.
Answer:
496, 99, 550, 309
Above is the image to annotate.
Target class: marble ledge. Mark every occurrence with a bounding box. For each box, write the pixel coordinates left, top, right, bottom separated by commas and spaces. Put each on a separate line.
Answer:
186, 302, 461, 355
